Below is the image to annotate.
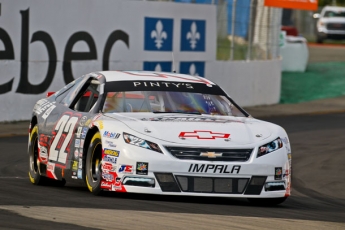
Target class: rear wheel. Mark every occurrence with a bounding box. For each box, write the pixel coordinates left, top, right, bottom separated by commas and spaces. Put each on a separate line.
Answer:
28, 125, 45, 185
248, 197, 287, 206
85, 132, 103, 195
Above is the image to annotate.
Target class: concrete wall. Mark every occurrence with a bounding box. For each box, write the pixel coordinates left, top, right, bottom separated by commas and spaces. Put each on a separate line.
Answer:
207, 59, 281, 107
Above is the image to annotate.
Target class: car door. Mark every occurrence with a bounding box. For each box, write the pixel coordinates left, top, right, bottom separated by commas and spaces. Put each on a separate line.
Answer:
43, 76, 101, 180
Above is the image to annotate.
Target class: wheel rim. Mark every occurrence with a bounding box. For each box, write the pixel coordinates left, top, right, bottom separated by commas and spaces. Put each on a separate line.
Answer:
30, 136, 39, 174
90, 143, 102, 182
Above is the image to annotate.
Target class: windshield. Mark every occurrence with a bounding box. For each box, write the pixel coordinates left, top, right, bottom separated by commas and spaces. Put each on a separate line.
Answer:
324, 11, 345, 17
103, 91, 246, 117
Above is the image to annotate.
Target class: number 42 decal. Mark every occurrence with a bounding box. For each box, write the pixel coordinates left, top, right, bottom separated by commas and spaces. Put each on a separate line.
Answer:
49, 114, 79, 164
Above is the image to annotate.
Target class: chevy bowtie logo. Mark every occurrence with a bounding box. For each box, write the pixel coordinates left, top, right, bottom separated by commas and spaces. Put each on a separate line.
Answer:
178, 130, 230, 140
200, 152, 223, 158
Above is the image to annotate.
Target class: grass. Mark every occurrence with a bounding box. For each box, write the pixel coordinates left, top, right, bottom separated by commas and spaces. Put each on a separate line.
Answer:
281, 62, 345, 104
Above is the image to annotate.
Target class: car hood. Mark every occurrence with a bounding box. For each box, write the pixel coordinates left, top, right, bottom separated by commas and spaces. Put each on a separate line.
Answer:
104, 113, 273, 146
321, 17, 345, 23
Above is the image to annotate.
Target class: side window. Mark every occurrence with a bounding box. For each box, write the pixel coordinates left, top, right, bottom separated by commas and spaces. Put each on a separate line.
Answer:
61, 77, 85, 106
73, 79, 100, 112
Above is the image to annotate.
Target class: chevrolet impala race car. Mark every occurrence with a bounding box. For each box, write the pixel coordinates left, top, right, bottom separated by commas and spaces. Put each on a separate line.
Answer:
28, 71, 292, 205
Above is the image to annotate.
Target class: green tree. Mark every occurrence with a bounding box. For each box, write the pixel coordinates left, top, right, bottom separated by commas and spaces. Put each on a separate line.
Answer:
319, 0, 345, 6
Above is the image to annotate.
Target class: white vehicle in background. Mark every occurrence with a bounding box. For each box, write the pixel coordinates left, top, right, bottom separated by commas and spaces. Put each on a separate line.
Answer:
28, 71, 292, 205
314, 6, 345, 43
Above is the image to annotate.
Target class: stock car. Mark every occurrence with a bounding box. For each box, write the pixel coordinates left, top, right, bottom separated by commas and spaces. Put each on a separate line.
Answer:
28, 71, 292, 205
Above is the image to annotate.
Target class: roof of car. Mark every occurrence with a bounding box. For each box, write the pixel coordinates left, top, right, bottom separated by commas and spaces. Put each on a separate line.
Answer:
323, 6, 345, 11
98, 71, 216, 85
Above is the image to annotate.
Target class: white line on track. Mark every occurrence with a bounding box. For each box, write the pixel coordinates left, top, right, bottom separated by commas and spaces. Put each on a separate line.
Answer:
0, 205, 344, 230
0, 177, 27, 179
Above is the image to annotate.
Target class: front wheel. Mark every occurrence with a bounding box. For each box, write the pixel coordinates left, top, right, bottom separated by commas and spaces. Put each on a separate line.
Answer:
28, 125, 45, 185
247, 197, 287, 206
85, 132, 103, 195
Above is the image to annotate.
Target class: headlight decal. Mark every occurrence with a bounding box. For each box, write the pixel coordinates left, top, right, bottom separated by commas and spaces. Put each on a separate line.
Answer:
257, 137, 283, 157
123, 132, 162, 153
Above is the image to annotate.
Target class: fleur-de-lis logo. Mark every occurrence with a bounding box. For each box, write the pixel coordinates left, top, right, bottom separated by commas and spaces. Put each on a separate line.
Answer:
154, 64, 162, 72
151, 20, 167, 49
186, 22, 200, 49
189, 64, 198, 76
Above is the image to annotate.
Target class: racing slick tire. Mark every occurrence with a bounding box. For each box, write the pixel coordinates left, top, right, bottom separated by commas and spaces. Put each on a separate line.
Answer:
247, 197, 287, 206
28, 125, 45, 185
85, 132, 103, 195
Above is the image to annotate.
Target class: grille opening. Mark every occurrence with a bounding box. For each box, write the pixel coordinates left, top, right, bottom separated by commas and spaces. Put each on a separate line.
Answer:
165, 146, 253, 162
244, 176, 267, 195
176, 176, 249, 194
154, 173, 181, 192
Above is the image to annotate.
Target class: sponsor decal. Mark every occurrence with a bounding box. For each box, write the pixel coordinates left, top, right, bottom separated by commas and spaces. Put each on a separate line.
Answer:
136, 162, 148, 175
77, 169, 83, 179
47, 162, 55, 172
78, 158, 83, 169
76, 127, 82, 138
105, 140, 117, 148
200, 152, 222, 158
102, 162, 116, 173
103, 155, 117, 164
133, 81, 193, 89
46, 162, 57, 180
179, 130, 230, 140
81, 127, 88, 139
104, 148, 120, 157
42, 105, 56, 119
283, 169, 289, 179
72, 171, 77, 179
141, 117, 241, 123
80, 139, 85, 148
119, 165, 133, 174
34, 99, 56, 115
79, 149, 83, 158
102, 173, 114, 182
101, 181, 112, 190
103, 131, 120, 139
74, 149, 79, 159
39, 134, 49, 146
79, 116, 87, 126
188, 164, 241, 174
113, 177, 122, 191
275, 167, 283, 180
39, 146, 48, 163
72, 161, 78, 171
75, 139, 80, 148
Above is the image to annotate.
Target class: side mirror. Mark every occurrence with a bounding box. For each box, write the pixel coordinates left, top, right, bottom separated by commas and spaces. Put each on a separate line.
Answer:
313, 13, 320, 19
46, 92, 55, 97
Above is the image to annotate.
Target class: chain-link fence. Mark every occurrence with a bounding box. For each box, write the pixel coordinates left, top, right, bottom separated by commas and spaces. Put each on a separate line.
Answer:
142, 0, 282, 61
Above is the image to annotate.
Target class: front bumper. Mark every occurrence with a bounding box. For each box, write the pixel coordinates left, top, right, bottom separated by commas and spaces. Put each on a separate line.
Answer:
101, 144, 291, 198
317, 28, 345, 39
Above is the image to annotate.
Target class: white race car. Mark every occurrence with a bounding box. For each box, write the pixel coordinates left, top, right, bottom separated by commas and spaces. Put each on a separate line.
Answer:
28, 71, 291, 205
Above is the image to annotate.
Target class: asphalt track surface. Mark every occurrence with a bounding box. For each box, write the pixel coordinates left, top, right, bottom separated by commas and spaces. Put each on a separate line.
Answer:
0, 113, 345, 229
